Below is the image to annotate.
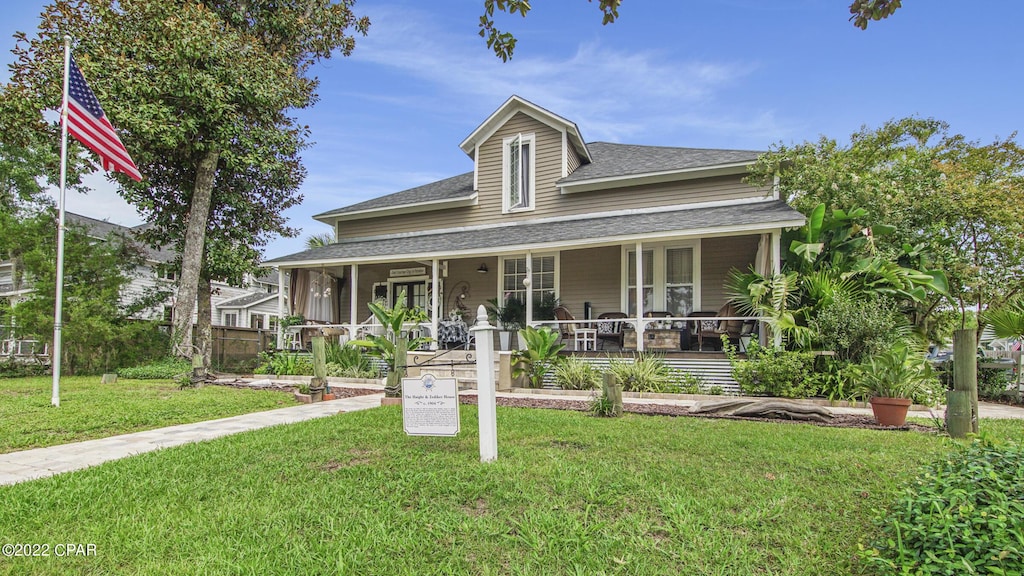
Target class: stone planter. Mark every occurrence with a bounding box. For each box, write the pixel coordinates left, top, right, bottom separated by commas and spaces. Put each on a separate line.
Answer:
869, 396, 912, 427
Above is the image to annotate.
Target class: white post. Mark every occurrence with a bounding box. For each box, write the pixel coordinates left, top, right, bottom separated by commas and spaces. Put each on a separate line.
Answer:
430, 258, 440, 350
51, 35, 72, 408
524, 252, 533, 329
635, 241, 645, 352
276, 267, 285, 348
771, 230, 783, 349
470, 305, 498, 462
349, 264, 359, 338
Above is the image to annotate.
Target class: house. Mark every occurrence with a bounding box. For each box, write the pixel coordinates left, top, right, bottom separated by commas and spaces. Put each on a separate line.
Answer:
1, 213, 282, 350
264, 96, 805, 352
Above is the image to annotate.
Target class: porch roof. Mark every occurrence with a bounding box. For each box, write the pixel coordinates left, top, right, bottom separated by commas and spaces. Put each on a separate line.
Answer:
264, 200, 804, 267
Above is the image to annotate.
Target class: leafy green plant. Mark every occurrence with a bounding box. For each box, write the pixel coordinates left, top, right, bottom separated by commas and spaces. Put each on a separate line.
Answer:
805, 355, 858, 402
512, 326, 566, 388
809, 295, 909, 363
706, 385, 724, 395
608, 353, 678, 393
486, 295, 526, 331
860, 438, 1024, 575
117, 357, 192, 380
676, 370, 705, 394
589, 389, 617, 417
723, 338, 815, 398
853, 342, 941, 405
257, 352, 313, 377
553, 355, 600, 390
349, 291, 431, 397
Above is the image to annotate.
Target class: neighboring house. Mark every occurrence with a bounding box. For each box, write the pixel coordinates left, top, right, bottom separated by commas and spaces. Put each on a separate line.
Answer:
0, 213, 280, 343
264, 95, 805, 351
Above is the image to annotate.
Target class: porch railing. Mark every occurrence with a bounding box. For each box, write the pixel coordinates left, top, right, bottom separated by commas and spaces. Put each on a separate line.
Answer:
527, 315, 764, 352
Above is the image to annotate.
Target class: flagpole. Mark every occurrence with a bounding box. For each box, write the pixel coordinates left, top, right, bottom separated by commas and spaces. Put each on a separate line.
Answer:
52, 35, 72, 408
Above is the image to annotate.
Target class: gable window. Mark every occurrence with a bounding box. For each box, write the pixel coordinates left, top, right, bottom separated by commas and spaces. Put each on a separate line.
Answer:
624, 242, 700, 317
503, 133, 535, 212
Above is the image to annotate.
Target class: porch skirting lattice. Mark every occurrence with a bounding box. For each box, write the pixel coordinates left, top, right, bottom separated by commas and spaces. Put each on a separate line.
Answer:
542, 356, 739, 394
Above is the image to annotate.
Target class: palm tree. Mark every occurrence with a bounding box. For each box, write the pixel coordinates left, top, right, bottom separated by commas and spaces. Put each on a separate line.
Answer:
982, 296, 1024, 400
305, 232, 335, 249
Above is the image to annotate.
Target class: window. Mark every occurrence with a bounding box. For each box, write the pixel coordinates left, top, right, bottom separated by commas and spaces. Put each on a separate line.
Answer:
155, 267, 177, 281
252, 315, 265, 330
162, 306, 173, 322
501, 255, 556, 305
269, 315, 279, 331
624, 243, 699, 316
503, 133, 535, 212
223, 312, 238, 327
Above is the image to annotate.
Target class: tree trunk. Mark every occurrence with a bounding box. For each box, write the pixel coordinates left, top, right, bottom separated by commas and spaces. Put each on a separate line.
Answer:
196, 275, 213, 374
170, 147, 221, 358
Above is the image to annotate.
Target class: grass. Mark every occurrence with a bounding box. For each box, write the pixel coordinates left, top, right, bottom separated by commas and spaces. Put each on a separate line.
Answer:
3, 406, 1018, 575
0, 376, 297, 454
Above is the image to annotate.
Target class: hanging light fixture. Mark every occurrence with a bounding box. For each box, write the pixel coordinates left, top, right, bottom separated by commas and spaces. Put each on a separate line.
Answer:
477, 263, 488, 274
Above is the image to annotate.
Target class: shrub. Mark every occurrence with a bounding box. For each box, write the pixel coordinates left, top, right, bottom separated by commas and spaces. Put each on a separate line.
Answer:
809, 295, 908, 363
860, 438, 1024, 575
553, 356, 600, 390
608, 354, 678, 393
118, 357, 192, 379
676, 370, 705, 394
325, 362, 379, 379
804, 356, 858, 401
256, 352, 313, 377
724, 339, 815, 398
0, 361, 49, 378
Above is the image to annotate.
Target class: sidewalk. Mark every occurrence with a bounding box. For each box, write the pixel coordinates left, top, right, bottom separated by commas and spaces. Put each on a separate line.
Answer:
0, 393, 383, 487
2, 389, 1022, 487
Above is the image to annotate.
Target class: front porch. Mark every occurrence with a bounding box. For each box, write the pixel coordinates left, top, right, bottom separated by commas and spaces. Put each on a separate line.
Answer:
271, 229, 781, 356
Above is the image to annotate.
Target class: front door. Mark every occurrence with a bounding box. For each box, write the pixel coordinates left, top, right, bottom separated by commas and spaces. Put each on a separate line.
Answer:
391, 281, 428, 311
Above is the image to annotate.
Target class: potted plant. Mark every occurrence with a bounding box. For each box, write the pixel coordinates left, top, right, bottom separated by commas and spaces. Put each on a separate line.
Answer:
512, 326, 566, 388
350, 290, 431, 404
854, 343, 936, 427
487, 295, 526, 350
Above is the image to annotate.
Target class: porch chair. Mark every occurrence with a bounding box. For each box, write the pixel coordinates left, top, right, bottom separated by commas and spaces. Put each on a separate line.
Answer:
595, 312, 628, 350
552, 306, 577, 342
695, 303, 745, 351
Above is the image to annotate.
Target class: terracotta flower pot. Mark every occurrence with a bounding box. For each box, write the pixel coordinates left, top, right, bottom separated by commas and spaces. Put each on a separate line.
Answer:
869, 396, 912, 427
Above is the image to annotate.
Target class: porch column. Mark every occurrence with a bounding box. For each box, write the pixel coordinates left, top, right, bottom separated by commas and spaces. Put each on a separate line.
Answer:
276, 267, 285, 349
771, 230, 783, 349
635, 240, 645, 352
430, 258, 440, 350
525, 251, 533, 328
349, 264, 359, 339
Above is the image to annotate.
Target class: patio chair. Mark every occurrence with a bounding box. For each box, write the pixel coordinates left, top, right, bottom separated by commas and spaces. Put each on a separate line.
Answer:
596, 312, 628, 350
553, 306, 577, 342
695, 303, 745, 351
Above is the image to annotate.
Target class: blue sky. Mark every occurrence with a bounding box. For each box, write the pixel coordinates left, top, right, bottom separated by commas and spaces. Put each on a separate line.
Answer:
3, 1, 1022, 260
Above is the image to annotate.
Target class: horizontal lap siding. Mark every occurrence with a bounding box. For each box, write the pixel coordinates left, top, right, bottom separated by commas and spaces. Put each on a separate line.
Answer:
699, 235, 759, 311
336, 111, 769, 239
557, 246, 622, 318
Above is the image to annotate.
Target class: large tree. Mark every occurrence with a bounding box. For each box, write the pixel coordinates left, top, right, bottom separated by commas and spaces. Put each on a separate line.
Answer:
748, 118, 1024, 337
480, 0, 902, 60
3, 0, 367, 361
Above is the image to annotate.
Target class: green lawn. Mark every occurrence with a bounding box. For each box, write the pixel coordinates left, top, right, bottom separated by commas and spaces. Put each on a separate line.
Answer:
3, 406, 1018, 575
0, 376, 297, 454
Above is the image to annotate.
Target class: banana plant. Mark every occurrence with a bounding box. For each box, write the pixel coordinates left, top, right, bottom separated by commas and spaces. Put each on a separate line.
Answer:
512, 326, 566, 388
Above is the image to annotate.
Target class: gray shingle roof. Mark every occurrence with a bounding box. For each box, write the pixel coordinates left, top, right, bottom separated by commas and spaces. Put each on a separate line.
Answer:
265, 200, 803, 265
558, 142, 762, 184
216, 292, 278, 308
67, 213, 127, 240
313, 172, 475, 220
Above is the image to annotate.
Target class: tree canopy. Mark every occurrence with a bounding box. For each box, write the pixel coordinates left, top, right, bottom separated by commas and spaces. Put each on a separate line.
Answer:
748, 118, 1024, 336
2, 0, 368, 363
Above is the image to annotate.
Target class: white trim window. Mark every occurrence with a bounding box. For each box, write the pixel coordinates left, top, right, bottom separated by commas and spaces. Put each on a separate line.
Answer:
623, 241, 700, 316
502, 133, 535, 213
223, 312, 238, 327
500, 255, 557, 304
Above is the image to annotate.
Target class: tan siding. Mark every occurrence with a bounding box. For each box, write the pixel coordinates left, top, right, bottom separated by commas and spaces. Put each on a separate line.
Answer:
558, 246, 622, 317
699, 235, 759, 311
566, 144, 582, 175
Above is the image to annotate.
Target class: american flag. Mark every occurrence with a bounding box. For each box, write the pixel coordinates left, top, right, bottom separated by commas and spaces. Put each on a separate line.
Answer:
66, 57, 142, 181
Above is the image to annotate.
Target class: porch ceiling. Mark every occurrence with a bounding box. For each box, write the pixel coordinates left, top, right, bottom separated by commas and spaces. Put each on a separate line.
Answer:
264, 200, 804, 267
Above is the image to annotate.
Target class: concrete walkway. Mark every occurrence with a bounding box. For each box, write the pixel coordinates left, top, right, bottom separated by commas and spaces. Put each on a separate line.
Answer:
0, 393, 383, 487
3, 388, 1022, 488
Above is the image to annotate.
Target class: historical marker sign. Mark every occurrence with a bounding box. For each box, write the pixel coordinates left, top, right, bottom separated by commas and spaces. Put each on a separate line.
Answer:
401, 374, 460, 436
